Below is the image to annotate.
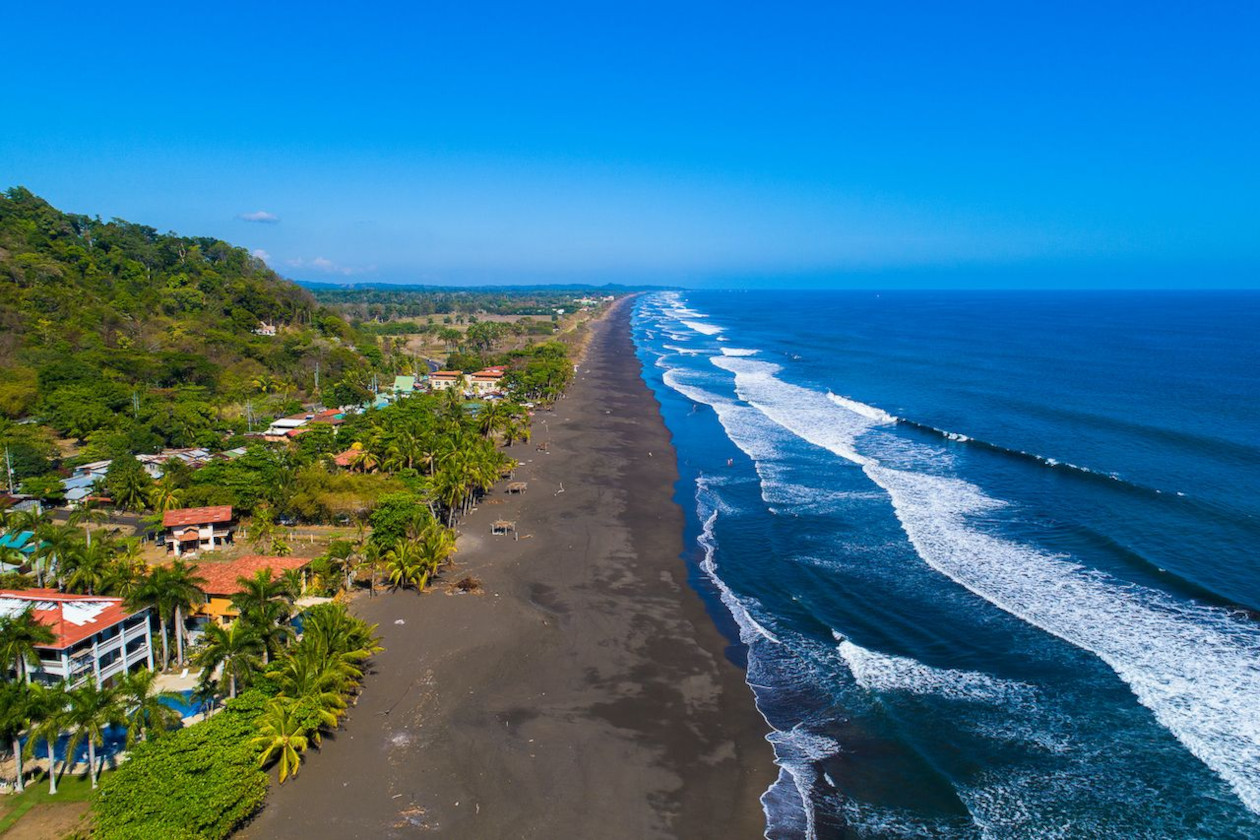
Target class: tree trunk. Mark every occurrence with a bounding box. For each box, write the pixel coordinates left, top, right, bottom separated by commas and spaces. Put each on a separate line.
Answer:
174, 605, 185, 666
12, 736, 24, 792
87, 739, 98, 789
158, 615, 169, 670
229, 672, 237, 700
46, 741, 58, 795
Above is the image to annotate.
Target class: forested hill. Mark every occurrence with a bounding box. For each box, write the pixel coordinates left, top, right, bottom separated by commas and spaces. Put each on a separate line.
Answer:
0, 187, 360, 427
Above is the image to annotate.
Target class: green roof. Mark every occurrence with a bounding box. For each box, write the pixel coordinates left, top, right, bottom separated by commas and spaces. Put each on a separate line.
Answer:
393, 375, 416, 393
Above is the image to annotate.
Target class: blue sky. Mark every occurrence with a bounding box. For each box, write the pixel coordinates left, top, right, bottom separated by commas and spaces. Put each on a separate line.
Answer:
4, 1, 1257, 287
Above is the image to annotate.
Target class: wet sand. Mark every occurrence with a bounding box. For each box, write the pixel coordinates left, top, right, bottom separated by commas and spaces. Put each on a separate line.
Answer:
239, 298, 774, 839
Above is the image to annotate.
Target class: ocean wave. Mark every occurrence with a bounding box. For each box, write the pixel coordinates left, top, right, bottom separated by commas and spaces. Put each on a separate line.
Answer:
715, 352, 1260, 815
662, 343, 706, 356
721, 347, 760, 357
683, 318, 724, 335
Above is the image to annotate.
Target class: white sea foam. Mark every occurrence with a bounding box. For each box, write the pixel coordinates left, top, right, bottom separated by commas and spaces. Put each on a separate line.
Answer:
826, 391, 897, 425
837, 637, 1036, 707
868, 465, 1260, 815
712, 355, 878, 466
721, 347, 759, 357
683, 319, 724, 335
662, 343, 705, 356
706, 349, 1260, 815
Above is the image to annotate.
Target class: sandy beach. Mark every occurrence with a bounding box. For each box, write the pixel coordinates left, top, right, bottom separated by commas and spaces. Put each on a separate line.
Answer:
239, 298, 774, 839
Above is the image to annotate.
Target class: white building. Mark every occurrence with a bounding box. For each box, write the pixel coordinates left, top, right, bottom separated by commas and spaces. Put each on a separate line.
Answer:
0, 590, 154, 687
427, 371, 467, 391
163, 505, 236, 557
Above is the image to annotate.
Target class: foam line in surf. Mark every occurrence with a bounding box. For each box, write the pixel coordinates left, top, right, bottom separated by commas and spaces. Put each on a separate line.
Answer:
683, 319, 724, 335
709, 345, 1260, 815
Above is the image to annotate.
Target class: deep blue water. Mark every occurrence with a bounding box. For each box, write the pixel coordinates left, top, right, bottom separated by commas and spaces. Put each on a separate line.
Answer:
632, 290, 1260, 839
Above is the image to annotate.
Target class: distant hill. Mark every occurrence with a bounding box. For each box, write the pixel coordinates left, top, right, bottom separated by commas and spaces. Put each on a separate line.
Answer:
0, 187, 361, 442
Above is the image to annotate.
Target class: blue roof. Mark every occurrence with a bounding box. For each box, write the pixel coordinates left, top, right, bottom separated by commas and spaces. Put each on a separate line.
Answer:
62, 475, 98, 490
0, 531, 35, 553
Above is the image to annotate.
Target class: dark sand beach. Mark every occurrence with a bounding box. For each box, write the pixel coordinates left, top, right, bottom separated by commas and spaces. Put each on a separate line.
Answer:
239, 298, 774, 839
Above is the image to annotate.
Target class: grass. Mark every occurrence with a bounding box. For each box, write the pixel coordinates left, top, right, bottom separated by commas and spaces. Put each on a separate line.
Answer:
0, 771, 95, 835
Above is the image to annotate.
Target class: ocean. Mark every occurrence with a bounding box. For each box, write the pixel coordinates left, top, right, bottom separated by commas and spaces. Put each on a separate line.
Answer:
631, 290, 1260, 839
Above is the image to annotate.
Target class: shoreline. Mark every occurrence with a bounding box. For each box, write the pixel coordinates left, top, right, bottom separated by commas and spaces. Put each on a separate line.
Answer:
239, 296, 775, 838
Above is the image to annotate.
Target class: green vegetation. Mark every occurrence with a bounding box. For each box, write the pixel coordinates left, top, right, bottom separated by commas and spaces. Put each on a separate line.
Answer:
93, 604, 380, 840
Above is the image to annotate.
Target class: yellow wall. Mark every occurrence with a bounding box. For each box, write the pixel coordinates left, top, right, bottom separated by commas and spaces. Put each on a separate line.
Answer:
194, 597, 239, 624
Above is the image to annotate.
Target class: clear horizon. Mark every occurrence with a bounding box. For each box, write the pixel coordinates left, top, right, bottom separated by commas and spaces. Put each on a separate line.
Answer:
4, 2, 1257, 289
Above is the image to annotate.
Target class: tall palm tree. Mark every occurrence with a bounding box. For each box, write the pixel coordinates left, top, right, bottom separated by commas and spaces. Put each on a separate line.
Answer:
251, 699, 308, 783
231, 569, 295, 665
128, 568, 171, 670
0, 681, 32, 791
32, 523, 75, 589
67, 501, 108, 548
64, 682, 124, 788
194, 622, 262, 700
118, 668, 181, 747
0, 608, 56, 683
63, 538, 114, 595
164, 560, 206, 668
23, 682, 68, 795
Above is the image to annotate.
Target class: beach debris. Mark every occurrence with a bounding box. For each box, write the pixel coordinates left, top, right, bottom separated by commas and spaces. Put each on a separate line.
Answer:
447, 576, 484, 595
394, 619, 406, 625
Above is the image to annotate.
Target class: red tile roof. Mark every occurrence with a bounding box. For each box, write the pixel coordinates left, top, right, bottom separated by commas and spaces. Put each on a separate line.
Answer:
192, 555, 311, 597
0, 589, 141, 650
429, 371, 463, 378
162, 506, 234, 528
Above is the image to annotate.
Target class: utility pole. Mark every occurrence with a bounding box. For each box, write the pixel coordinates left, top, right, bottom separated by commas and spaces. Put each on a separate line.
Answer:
4, 446, 13, 495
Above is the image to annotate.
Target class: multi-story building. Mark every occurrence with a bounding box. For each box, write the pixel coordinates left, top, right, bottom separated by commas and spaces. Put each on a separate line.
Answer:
0, 590, 153, 687
163, 505, 235, 557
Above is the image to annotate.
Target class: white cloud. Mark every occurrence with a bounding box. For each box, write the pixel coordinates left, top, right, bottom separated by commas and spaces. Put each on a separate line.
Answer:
285, 256, 376, 276
237, 210, 280, 223
251, 249, 271, 262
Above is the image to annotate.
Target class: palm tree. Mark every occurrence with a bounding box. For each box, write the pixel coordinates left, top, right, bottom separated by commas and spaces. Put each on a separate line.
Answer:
128, 568, 171, 670
67, 501, 108, 547
64, 682, 124, 788
118, 668, 181, 747
0, 608, 56, 683
23, 683, 68, 795
31, 523, 75, 589
270, 536, 292, 557
111, 468, 151, 512
383, 541, 425, 593
147, 480, 183, 515
231, 569, 295, 665
194, 622, 261, 700
63, 538, 114, 595
164, 560, 206, 668
251, 699, 308, 783
0, 681, 32, 791
347, 447, 379, 474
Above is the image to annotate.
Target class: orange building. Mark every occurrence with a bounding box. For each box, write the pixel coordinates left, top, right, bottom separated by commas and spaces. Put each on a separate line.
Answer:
190, 554, 312, 625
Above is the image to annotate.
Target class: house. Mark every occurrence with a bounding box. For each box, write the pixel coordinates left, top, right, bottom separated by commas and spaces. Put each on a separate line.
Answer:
426, 371, 467, 391
71, 460, 112, 480
136, 448, 216, 479
469, 367, 506, 397
0, 590, 153, 687
163, 506, 235, 557
61, 474, 100, 505
264, 415, 309, 441
189, 555, 312, 626
255, 322, 277, 336
306, 408, 346, 429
